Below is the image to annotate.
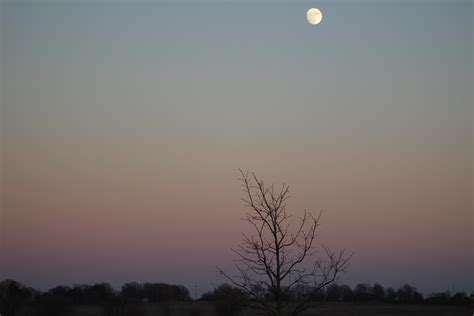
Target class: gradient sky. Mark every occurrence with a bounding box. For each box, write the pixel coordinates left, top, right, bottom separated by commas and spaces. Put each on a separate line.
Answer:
1, 0, 473, 296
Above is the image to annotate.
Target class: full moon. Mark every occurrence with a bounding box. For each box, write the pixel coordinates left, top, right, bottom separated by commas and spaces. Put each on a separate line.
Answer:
306, 8, 323, 25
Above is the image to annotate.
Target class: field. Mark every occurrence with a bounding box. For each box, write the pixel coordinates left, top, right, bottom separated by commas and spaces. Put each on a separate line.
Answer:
17, 301, 473, 316
301, 302, 473, 316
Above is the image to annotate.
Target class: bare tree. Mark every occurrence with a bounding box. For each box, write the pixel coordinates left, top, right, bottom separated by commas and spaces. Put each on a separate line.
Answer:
218, 170, 353, 316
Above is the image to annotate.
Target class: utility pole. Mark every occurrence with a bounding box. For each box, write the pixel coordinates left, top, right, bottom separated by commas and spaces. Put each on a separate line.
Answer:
195, 281, 198, 300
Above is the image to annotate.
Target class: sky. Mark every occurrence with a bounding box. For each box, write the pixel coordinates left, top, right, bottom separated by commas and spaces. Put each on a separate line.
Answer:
1, 0, 473, 297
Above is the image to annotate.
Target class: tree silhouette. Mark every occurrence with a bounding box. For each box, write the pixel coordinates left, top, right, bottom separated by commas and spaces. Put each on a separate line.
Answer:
397, 284, 423, 303
385, 287, 397, 302
354, 283, 371, 302
0, 279, 36, 316
218, 170, 353, 316
340, 284, 353, 301
201, 284, 248, 316
372, 283, 385, 301
325, 284, 341, 301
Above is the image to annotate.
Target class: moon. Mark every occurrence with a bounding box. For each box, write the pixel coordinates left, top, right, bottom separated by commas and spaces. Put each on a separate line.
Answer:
306, 8, 323, 25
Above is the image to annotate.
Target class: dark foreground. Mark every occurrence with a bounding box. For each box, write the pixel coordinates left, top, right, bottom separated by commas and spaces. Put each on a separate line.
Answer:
303, 302, 472, 315
15, 301, 474, 316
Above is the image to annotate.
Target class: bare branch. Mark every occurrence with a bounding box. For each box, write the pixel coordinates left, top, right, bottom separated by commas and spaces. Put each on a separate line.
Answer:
220, 170, 354, 316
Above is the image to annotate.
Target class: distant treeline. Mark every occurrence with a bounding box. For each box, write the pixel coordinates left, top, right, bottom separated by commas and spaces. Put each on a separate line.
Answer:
201, 283, 473, 306
0, 280, 190, 316
0, 279, 472, 316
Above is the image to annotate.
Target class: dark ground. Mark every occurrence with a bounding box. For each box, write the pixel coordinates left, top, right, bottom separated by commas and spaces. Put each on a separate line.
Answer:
16, 301, 474, 316
302, 302, 473, 316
